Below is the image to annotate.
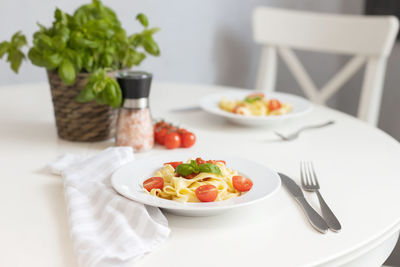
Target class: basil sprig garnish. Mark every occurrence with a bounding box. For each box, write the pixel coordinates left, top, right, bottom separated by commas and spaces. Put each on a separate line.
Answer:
244, 96, 262, 103
175, 160, 222, 177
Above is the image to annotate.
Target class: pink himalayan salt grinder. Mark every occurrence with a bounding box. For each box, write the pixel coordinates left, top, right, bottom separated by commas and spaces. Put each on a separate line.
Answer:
116, 71, 154, 152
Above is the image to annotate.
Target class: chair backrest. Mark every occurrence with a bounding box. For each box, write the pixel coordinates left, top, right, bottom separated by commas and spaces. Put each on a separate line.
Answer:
252, 6, 399, 125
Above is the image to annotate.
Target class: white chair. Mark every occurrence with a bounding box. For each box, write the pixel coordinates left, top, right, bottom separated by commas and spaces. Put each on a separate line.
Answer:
252, 7, 399, 125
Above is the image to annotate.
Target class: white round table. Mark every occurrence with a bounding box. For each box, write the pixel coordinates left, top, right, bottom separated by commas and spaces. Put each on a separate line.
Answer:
1, 82, 400, 267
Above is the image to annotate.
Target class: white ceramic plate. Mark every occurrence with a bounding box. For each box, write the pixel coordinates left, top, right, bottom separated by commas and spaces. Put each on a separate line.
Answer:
199, 90, 313, 126
111, 152, 281, 216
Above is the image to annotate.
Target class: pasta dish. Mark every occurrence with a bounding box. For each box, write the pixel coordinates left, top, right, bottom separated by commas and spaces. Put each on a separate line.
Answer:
219, 92, 292, 116
142, 158, 253, 203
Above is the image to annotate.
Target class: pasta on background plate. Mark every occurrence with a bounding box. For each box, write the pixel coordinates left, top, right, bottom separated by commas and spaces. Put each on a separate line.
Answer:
142, 158, 253, 203
219, 92, 292, 116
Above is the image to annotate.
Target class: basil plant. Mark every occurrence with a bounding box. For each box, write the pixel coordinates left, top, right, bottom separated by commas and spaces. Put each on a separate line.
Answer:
0, 0, 160, 108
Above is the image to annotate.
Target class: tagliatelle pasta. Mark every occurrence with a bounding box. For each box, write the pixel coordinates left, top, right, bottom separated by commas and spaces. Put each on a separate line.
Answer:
219, 92, 292, 116
142, 158, 253, 203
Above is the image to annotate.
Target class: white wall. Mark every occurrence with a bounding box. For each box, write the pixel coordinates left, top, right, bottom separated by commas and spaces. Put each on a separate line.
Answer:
0, 0, 399, 142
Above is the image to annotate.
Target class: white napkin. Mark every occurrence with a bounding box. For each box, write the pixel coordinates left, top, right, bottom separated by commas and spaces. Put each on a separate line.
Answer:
49, 147, 170, 267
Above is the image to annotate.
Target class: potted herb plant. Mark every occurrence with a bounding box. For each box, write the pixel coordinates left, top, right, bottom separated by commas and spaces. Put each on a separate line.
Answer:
0, 0, 160, 141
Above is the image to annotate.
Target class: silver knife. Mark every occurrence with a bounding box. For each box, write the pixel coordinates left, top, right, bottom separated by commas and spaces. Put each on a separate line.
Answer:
279, 172, 328, 234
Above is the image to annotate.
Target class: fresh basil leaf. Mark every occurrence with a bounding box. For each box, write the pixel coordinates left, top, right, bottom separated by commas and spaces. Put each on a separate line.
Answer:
190, 160, 199, 173
58, 59, 76, 85
136, 13, 149, 27
199, 163, 222, 176
244, 96, 262, 103
11, 32, 27, 48
175, 164, 195, 176
0, 42, 9, 58
42, 52, 62, 69
142, 35, 160, 56
28, 47, 45, 67
76, 86, 95, 103
8, 49, 25, 73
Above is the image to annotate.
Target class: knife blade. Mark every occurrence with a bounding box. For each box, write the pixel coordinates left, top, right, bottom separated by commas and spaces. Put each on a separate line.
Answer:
279, 172, 328, 233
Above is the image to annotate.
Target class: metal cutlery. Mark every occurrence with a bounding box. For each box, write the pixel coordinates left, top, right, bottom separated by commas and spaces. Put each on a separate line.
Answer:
274, 120, 335, 141
300, 162, 341, 232
279, 172, 329, 233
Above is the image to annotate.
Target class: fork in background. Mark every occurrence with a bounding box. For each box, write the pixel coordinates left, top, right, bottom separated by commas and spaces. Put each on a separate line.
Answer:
300, 161, 341, 232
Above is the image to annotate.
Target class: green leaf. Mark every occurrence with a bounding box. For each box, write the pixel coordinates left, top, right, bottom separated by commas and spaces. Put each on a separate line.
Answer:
11, 32, 27, 48
42, 52, 62, 69
199, 163, 222, 176
142, 35, 160, 56
143, 27, 160, 36
136, 13, 149, 27
189, 160, 199, 173
76, 86, 95, 103
28, 47, 45, 67
8, 49, 25, 73
244, 96, 262, 103
104, 80, 121, 107
175, 164, 195, 177
58, 59, 76, 85
0, 41, 9, 58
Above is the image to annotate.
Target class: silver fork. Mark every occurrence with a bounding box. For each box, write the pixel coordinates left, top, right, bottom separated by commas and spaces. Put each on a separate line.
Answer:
300, 161, 341, 232
274, 120, 335, 141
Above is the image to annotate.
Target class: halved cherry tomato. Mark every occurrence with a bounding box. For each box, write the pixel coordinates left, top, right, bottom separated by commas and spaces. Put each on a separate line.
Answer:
268, 99, 282, 111
143, 177, 164, 192
195, 184, 218, 202
155, 127, 169, 144
232, 176, 253, 192
163, 161, 183, 169
233, 104, 244, 114
164, 132, 181, 149
196, 157, 206, 165
181, 131, 196, 148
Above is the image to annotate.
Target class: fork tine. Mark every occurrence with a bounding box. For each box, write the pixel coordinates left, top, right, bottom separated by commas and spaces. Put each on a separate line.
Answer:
300, 161, 306, 186
310, 162, 319, 188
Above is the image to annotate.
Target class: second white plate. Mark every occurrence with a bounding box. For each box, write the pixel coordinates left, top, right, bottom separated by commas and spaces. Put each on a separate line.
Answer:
199, 90, 313, 126
111, 152, 281, 216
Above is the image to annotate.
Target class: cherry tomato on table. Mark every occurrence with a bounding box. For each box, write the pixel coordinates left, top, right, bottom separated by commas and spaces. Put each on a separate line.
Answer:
195, 184, 218, 202
164, 132, 181, 149
268, 99, 282, 111
155, 127, 169, 145
164, 161, 183, 169
232, 176, 253, 192
181, 132, 196, 148
143, 177, 164, 192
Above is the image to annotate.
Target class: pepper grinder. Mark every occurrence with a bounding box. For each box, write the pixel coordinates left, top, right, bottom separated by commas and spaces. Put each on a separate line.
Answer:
116, 71, 154, 152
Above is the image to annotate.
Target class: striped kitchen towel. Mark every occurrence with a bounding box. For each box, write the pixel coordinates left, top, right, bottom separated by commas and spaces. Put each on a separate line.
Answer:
49, 147, 170, 267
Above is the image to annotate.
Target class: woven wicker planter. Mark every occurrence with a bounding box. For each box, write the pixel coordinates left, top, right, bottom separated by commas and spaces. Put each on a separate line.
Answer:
47, 70, 118, 142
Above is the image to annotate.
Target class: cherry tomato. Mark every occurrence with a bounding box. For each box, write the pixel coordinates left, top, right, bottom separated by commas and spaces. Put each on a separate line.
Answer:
268, 99, 282, 111
195, 184, 218, 202
177, 128, 188, 134
181, 131, 196, 148
232, 176, 253, 192
196, 157, 206, 165
143, 177, 164, 192
233, 104, 243, 114
164, 132, 181, 149
155, 127, 169, 144
163, 161, 183, 169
